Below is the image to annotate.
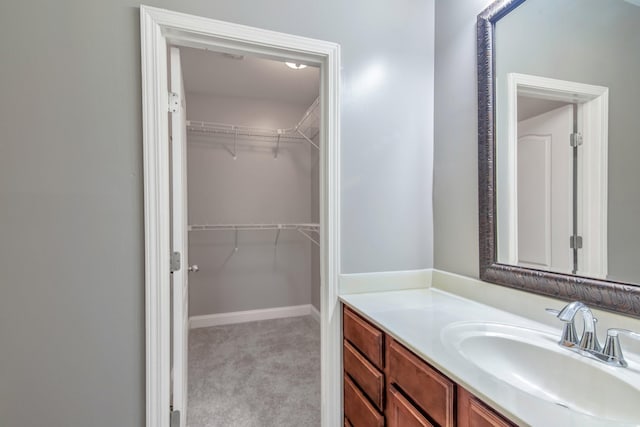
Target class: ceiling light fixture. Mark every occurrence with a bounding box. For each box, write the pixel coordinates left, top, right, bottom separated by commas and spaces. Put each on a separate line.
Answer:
285, 62, 307, 70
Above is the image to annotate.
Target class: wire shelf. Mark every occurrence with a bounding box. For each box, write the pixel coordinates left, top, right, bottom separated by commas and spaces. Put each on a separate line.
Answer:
188, 223, 320, 248
186, 97, 320, 157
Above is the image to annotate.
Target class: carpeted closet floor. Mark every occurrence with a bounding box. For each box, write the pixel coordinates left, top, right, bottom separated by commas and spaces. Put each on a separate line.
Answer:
187, 315, 321, 427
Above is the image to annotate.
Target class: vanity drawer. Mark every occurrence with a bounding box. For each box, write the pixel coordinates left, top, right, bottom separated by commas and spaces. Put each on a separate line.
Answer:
458, 387, 515, 427
343, 306, 384, 370
344, 339, 385, 411
344, 374, 385, 427
388, 385, 434, 427
387, 339, 455, 427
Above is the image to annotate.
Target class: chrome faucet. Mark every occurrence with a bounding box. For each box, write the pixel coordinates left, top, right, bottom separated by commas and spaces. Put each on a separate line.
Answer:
556, 301, 601, 352
547, 301, 640, 367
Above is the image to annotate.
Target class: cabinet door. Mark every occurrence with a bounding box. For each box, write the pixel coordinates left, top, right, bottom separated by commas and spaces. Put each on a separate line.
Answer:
388, 385, 434, 427
457, 387, 516, 427
387, 339, 455, 427
344, 340, 385, 411
344, 375, 384, 427
343, 307, 385, 370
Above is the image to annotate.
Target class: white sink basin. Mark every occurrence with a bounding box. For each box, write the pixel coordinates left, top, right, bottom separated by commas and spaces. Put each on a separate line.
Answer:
442, 322, 640, 424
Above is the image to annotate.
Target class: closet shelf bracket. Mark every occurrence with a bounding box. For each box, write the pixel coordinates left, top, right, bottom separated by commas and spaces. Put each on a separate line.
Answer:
274, 133, 281, 159
274, 228, 281, 247
297, 228, 320, 247
234, 227, 238, 252
296, 129, 319, 150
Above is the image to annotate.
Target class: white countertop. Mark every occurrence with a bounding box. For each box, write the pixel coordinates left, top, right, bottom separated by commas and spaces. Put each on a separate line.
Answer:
340, 288, 640, 427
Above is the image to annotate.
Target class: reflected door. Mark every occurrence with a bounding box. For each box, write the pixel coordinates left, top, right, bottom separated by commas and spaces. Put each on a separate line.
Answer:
517, 104, 573, 272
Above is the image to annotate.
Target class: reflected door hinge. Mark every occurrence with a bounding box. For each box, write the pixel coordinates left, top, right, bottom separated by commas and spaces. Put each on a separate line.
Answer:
170, 251, 181, 272
170, 410, 181, 427
168, 92, 180, 113
570, 235, 583, 249
570, 132, 583, 147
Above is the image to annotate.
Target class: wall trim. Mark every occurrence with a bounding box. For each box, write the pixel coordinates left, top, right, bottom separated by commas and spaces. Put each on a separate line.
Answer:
190, 305, 317, 329
140, 6, 341, 427
310, 305, 321, 323
339, 269, 432, 295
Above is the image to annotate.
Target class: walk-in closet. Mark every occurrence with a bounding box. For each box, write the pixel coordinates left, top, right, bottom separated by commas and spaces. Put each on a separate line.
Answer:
170, 46, 321, 427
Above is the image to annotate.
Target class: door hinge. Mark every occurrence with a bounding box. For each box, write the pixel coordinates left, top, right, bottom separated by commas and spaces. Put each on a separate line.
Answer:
170, 251, 181, 272
570, 235, 583, 249
570, 132, 583, 147
170, 410, 181, 427
168, 92, 180, 113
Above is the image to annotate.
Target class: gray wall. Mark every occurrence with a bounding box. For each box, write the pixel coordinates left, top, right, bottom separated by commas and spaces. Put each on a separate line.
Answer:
433, 0, 493, 277
494, 0, 640, 283
0, 1, 434, 426
186, 93, 315, 316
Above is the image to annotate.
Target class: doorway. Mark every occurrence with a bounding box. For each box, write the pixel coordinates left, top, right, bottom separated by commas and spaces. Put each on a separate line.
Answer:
173, 44, 321, 425
140, 7, 341, 427
500, 73, 608, 279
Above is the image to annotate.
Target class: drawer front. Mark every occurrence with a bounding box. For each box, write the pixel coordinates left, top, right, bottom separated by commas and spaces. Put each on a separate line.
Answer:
344, 374, 384, 427
343, 306, 384, 370
458, 388, 515, 427
344, 340, 385, 411
388, 339, 455, 427
388, 385, 434, 427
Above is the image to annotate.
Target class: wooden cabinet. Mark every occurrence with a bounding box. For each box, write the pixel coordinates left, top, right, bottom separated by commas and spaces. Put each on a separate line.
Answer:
343, 306, 385, 370
457, 388, 515, 427
344, 374, 385, 427
387, 338, 455, 427
388, 385, 434, 427
343, 306, 386, 426
343, 304, 518, 427
344, 340, 385, 411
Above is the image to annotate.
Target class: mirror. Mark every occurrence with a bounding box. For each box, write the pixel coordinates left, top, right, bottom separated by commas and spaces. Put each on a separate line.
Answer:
477, 0, 640, 317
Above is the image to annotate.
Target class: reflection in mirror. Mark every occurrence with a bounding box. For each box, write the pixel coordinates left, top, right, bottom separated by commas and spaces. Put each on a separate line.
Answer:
494, 0, 640, 284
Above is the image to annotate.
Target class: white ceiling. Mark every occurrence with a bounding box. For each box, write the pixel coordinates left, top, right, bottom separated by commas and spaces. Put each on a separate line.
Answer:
179, 46, 320, 106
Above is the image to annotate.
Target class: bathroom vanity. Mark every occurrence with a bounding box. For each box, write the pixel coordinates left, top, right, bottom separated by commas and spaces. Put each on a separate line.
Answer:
340, 288, 640, 426
343, 304, 512, 427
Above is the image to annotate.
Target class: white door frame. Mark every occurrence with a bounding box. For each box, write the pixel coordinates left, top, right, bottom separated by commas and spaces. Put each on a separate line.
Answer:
140, 6, 341, 427
502, 73, 608, 278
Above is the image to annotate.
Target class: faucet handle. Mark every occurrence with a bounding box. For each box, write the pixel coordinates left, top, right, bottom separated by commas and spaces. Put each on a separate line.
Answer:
608, 328, 640, 340
545, 307, 579, 346
602, 328, 640, 367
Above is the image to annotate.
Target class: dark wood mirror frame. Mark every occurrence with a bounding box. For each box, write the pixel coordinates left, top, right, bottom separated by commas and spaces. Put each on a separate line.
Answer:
477, 0, 640, 318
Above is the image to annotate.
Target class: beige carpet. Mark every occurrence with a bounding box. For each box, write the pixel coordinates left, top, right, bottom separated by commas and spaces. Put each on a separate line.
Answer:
187, 315, 321, 427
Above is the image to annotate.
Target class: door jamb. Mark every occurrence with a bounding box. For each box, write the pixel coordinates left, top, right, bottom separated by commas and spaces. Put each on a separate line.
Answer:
140, 6, 341, 427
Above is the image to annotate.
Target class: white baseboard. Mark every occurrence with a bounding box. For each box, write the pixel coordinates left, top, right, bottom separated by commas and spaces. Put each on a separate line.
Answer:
339, 268, 432, 295
310, 304, 321, 323
190, 304, 315, 329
